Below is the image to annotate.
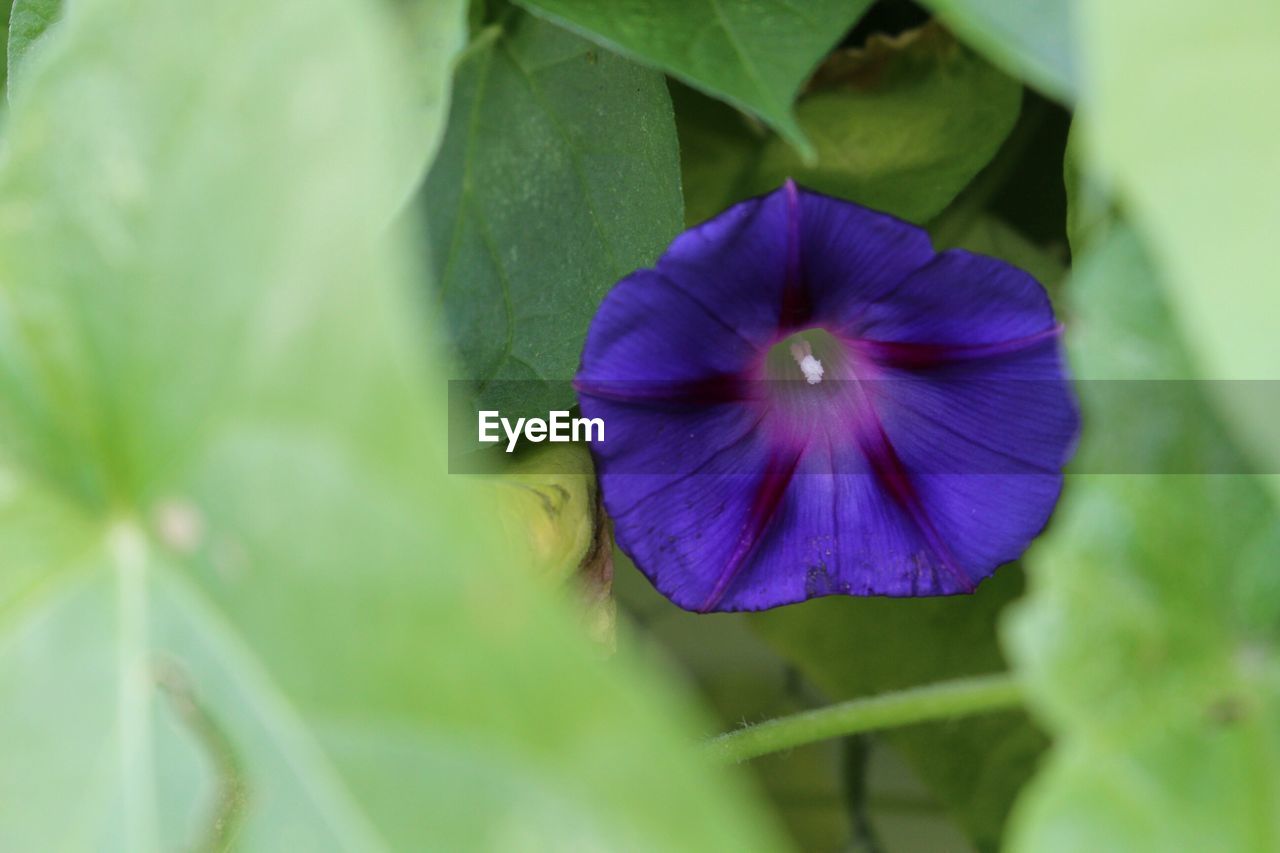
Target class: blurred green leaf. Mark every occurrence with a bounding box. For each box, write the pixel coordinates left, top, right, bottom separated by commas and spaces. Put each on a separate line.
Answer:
6, 0, 60, 94
513, 0, 873, 159
0, 0, 787, 849
1003, 223, 1280, 852
423, 12, 682, 421
1078, 0, 1280, 503
488, 444, 598, 586
918, 0, 1075, 102
752, 568, 1047, 852
486, 443, 619, 651
747, 24, 1021, 224
1061, 123, 1109, 257
393, 0, 472, 202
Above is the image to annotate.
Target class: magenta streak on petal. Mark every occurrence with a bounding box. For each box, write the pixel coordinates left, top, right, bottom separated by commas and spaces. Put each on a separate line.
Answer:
695, 445, 804, 612
573, 373, 755, 406
779, 178, 808, 329
852, 325, 1064, 369
847, 382, 977, 593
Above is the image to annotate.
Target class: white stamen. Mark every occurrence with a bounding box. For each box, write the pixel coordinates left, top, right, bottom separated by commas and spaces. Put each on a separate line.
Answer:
789, 341, 825, 384
799, 355, 824, 384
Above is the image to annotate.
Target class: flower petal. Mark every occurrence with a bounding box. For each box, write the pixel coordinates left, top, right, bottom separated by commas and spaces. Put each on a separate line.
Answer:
653, 182, 937, 339
654, 189, 794, 346
849, 249, 1059, 355
793, 186, 936, 329
868, 341, 1079, 577
715, 444, 981, 609
575, 268, 761, 388
594, 412, 784, 611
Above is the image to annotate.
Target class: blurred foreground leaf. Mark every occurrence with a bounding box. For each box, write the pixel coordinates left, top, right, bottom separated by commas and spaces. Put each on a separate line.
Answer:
1004, 223, 1280, 852
744, 24, 1021, 224
514, 0, 873, 159
919, 0, 1075, 102
0, 0, 785, 849
392, 0, 472, 204
423, 12, 682, 421
1078, 0, 1280, 501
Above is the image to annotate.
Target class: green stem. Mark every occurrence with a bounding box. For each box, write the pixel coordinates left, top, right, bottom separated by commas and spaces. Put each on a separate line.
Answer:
704, 673, 1023, 763
454, 24, 502, 66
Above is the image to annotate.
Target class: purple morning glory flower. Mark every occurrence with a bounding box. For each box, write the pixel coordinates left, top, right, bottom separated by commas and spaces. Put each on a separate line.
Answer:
575, 181, 1078, 612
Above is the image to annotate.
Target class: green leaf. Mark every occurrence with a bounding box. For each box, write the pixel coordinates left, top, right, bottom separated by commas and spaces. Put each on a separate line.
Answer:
752, 568, 1047, 852
423, 13, 682, 421
918, 0, 1076, 102
1077, 0, 1280, 503
0, 0, 786, 849
940, 214, 1068, 293
746, 24, 1022, 224
1003, 223, 1280, 852
513, 0, 874, 159
672, 81, 765, 226
6, 0, 60, 94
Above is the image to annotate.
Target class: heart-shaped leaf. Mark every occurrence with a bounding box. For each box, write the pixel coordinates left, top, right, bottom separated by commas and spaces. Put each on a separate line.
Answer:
0, 0, 786, 848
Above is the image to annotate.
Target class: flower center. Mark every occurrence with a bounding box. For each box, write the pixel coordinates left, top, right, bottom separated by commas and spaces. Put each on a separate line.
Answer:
756, 328, 866, 448
765, 328, 848, 383
789, 340, 825, 384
